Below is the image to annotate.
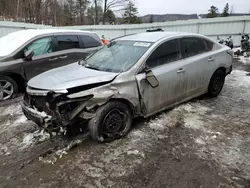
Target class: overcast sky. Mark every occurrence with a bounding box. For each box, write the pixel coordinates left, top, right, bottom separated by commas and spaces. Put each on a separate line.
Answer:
135, 0, 250, 16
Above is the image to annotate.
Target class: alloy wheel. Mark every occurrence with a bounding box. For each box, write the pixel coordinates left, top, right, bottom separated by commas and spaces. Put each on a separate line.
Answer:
0, 80, 14, 100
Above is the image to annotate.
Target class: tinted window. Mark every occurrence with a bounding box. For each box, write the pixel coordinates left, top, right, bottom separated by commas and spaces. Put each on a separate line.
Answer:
204, 39, 214, 51
147, 39, 180, 68
56, 35, 80, 51
25, 37, 53, 56
181, 37, 207, 58
80, 35, 102, 48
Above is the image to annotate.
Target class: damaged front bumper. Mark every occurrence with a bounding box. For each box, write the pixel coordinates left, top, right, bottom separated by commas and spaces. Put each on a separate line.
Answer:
21, 92, 96, 133
21, 100, 53, 129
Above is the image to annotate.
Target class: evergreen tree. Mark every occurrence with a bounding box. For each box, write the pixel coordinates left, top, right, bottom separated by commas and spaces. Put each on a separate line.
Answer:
123, 1, 140, 24
105, 9, 116, 24
207, 5, 219, 18
222, 3, 229, 17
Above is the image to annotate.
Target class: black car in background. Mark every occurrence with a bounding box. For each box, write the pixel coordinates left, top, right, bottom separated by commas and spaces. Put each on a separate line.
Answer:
0, 29, 102, 100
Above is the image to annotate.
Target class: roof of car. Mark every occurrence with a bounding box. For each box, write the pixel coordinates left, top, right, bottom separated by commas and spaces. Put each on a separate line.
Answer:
116, 32, 201, 42
0, 29, 94, 57
12, 29, 93, 37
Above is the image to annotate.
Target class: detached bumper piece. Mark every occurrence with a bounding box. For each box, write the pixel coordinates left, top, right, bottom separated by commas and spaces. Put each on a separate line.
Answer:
21, 101, 52, 128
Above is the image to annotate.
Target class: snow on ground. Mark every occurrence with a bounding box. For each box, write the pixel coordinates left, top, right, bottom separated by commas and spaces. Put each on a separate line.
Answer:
238, 56, 250, 65
232, 47, 241, 53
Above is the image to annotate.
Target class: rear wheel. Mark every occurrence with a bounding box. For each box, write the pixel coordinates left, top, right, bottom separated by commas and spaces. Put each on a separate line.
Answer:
88, 101, 132, 142
0, 76, 18, 101
207, 69, 226, 97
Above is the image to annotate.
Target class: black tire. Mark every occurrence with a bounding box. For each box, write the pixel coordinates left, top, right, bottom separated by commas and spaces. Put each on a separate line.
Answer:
207, 69, 226, 97
0, 76, 18, 101
88, 101, 132, 142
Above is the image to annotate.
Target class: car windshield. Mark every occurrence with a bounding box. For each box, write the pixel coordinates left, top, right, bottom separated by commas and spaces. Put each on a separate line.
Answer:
84, 40, 152, 73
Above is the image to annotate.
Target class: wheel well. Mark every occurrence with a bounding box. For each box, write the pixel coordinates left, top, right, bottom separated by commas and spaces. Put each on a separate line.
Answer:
109, 98, 137, 117
3, 73, 26, 92
217, 67, 226, 74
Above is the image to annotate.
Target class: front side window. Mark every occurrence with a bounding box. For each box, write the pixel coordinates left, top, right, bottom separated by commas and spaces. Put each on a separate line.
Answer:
147, 39, 180, 68
83, 41, 151, 73
25, 37, 53, 56
56, 35, 80, 51
180, 37, 207, 58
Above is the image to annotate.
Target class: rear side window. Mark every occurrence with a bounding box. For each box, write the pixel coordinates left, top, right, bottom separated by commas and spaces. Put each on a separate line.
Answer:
147, 39, 180, 68
204, 39, 214, 51
180, 37, 207, 58
80, 35, 102, 48
55, 35, 80, 51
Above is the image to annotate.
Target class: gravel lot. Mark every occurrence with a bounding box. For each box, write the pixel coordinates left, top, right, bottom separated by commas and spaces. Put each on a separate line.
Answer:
0, 58, 250, 188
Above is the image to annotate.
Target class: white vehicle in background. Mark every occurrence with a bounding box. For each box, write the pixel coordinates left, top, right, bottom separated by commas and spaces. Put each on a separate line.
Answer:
22, 31, 233, 142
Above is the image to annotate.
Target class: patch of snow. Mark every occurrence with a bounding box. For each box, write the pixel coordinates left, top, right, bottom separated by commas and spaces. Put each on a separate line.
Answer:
195, 138, 206, 145
12, 116, 28, 126
148, 113, 175, 131
149, 122, 165, 131
238, 56, 250, 65
127, 150, 145, 158
39, 135, 88, 164
232, 47, 241, 53
0, 144, 11, 156
184, 114, 204, 130
157, 135, 168, 139
21, 130, 52, 149
130, 130, 146, 139
227, 70, 250, 88
0, 104, 22, 116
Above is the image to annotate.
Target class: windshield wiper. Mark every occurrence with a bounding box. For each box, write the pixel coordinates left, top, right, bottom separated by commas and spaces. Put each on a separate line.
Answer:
84, 64, 102, 71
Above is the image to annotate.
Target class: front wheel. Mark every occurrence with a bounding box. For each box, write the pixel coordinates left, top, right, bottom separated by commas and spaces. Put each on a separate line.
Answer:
207, 69, 226, 97
88, 101, 132, 142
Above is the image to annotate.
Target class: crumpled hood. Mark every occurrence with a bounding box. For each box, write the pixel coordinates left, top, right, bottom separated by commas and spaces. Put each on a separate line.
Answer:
28, 63, 118, 90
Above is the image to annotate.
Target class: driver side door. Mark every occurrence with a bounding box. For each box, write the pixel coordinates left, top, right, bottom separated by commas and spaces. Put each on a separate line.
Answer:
135, 39, 187, 116
21, 36, 58, 80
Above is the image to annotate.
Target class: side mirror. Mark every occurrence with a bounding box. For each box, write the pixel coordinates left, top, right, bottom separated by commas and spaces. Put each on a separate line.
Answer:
145, 69, 159, 88
24, 50, 34, 61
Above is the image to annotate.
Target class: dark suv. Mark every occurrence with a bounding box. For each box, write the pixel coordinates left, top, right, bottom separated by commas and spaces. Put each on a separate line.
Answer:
0, 29, 102, 100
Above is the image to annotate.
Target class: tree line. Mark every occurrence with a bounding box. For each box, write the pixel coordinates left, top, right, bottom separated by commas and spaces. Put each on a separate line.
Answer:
0, 0, 140, 25
207, 3, 234, 18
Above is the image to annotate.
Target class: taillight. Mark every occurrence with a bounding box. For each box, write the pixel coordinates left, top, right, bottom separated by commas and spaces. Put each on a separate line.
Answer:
227, 49, 234, 56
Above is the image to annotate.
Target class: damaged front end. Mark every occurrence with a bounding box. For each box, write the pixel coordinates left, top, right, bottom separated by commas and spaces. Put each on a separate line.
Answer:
21, 87, 98, 135
21, 79, 131, 135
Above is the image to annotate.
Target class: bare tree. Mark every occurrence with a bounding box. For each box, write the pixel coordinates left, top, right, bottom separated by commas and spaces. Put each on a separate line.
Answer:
94, 0, 99, 24
230, 5, 235, 14
103, 0, 128, 24
0, 0, 129, 26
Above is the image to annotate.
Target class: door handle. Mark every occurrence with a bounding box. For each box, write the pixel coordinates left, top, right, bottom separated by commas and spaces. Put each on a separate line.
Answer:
49, 57, 58, 61
177, 68, 185, 73
208, 57, 215, 62
59, 55, 68, 59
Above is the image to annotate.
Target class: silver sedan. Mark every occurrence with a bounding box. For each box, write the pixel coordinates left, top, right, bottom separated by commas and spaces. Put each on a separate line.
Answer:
21, 32, 233, 142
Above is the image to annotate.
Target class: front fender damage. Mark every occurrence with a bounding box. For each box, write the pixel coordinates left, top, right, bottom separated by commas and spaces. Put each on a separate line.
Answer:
27, 82, 140, 135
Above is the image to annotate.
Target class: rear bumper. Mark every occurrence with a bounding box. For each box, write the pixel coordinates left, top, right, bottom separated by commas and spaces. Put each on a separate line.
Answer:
21, 101, 50, 127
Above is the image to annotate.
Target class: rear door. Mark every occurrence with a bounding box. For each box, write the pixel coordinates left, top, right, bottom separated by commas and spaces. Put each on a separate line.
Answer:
53, 34, 101, 67
135, 39, 188, 116
179, 37, 216, 97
